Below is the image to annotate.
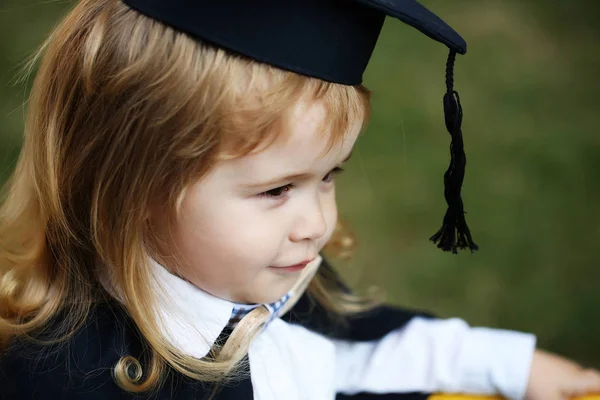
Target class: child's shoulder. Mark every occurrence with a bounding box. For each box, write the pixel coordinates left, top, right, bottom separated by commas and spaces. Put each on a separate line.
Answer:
0, 301, 251, 399
0, 301, 144, 399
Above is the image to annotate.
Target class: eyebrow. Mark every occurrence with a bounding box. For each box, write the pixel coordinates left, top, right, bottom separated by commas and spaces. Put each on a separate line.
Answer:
244, 150, 353, 189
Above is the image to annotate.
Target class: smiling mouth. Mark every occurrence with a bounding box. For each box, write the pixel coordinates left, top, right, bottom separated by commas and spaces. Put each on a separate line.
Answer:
269, 260, 312, 272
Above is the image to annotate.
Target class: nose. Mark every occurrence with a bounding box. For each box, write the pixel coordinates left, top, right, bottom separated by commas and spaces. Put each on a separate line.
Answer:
289, 194, 327, 242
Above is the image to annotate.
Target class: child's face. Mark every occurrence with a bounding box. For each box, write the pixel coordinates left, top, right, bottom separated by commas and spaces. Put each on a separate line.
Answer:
153, 98, 361, 304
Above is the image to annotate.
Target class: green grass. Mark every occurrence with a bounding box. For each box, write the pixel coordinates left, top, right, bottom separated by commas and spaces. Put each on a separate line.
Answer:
1, 1, 599, 367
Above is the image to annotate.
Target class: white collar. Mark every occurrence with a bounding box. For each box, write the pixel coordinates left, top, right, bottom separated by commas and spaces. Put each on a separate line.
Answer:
102, 256, 322, 359
149, 258, 235, 358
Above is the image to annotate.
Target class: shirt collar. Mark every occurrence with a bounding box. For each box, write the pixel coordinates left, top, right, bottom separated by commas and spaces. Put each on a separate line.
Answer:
148, 256, 322, 359
227, 292, 292, 330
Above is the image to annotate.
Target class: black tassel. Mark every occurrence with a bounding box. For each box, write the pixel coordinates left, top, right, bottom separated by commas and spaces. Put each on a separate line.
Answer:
429, 50, 479, 254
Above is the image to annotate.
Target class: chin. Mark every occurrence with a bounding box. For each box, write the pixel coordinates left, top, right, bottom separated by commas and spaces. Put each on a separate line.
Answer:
235, 273, 297, 305
253, 284, 294, 305
248, 292, 286, 305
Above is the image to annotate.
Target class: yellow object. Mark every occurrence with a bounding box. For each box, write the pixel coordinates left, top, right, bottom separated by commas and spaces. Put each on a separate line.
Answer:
428, 395, 600, 400
429, 396, 504, 400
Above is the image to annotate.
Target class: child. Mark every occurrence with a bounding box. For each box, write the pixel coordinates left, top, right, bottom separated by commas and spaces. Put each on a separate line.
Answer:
0, 0, 599, 399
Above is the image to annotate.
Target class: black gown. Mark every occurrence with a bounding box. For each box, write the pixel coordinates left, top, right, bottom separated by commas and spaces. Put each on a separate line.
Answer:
0, 260, 433, 400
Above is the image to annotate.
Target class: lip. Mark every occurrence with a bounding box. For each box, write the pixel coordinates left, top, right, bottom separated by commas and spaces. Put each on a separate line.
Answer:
269, 260, 312, 272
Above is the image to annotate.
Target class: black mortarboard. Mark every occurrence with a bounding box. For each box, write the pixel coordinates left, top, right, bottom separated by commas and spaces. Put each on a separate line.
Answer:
122, 0, 479, 253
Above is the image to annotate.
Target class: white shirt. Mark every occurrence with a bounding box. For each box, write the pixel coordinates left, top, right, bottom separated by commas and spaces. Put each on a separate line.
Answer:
147, 257, 536, 400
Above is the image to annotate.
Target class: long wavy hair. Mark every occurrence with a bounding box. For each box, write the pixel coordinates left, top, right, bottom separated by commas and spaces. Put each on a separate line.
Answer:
0, 0, 381, 394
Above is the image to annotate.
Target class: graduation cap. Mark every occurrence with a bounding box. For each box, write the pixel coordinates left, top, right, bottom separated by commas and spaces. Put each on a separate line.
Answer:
123, 0, 479, 254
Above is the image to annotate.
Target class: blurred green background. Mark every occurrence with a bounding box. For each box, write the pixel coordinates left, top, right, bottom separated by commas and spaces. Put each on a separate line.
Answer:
1, 1, 599, 367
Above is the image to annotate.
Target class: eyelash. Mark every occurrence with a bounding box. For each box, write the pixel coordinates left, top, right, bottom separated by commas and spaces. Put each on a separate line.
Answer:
259, 167, 344, 199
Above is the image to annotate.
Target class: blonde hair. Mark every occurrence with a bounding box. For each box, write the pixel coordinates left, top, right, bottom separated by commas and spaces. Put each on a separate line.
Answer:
0, 0, 381, 394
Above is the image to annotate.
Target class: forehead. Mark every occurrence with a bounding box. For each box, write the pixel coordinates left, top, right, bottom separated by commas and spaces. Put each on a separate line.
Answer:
219, 100, 361, 179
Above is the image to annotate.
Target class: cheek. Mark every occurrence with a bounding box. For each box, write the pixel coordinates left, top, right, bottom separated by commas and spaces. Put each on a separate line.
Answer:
176, 199, 282, 263
318, 191, 339, 249
171, 201, 284, 299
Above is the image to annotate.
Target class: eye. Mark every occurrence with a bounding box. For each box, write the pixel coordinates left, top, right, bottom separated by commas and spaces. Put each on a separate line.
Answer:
259, 183, 295, 199
323, 167, 344, 183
